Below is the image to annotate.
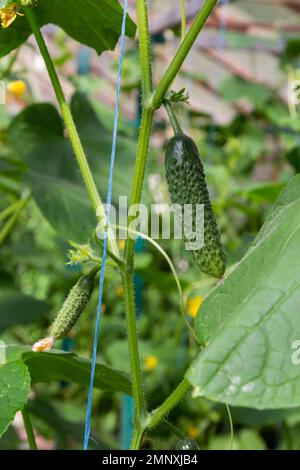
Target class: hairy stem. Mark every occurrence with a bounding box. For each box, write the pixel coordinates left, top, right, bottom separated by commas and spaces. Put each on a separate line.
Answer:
145, 379, 191, 430
121, 0, 154, 449
151, 0, 218, 109
24, 7, 119, 257
122, 271, 145, 450
136, 0, 152, 98
21, 405, 37, 450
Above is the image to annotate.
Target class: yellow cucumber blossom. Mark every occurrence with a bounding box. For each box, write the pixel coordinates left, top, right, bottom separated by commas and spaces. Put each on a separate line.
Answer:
187, 295, 204, 318
7, 80, 27, 97
0, 3, 23, 29
144, 355, 159, 372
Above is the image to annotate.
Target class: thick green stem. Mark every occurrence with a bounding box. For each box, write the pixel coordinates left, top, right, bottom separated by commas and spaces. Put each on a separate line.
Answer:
24, 7, 119, 257
124, 109, 153, 268
151, 0, 218, 109
122, 271, 146, 450
136, 0, 152, 98
21, 405, 37, 450
120, 0, 154, 449
145, 379, 191, 430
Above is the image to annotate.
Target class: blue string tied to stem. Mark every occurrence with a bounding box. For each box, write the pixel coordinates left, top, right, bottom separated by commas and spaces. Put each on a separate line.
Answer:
83, 0, 128, 450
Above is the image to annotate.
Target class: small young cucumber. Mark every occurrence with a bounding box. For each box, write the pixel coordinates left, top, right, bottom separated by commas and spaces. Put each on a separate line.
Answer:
164, 103, 226, 278
49, 272, 95, 340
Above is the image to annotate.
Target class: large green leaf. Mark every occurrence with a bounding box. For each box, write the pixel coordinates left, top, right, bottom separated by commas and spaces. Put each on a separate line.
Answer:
0, 345, 132, 395
0, 290, 47, 333
187, 175, 300, 409
22, 350, 132, 395
0, 361, 31, 438
0, 0, 136, 58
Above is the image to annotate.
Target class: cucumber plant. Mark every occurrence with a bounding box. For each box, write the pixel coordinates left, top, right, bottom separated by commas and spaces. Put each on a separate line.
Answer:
1, 0, 299, 452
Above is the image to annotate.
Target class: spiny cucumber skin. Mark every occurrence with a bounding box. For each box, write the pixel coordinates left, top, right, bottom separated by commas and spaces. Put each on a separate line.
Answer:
50, 275, 94, 340
165, 134, 226, 278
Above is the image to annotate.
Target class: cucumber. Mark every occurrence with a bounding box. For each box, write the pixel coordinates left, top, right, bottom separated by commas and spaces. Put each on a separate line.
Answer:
164, 102, 226, 278
49, 271, 96, 340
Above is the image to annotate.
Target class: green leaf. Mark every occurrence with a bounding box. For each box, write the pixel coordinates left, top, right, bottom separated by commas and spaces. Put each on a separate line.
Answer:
187, 175, 300, 409
22, 350, 132, 395
29, 173, 96, 242
0, 290, 47, 333
0, 361, 31, 438
230, 406, 300, 427
8, 103, 78, 181
0, 0, 136, 58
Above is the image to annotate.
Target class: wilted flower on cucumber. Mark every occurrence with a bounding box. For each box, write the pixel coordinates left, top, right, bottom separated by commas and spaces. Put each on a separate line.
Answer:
32, 269, 97, 352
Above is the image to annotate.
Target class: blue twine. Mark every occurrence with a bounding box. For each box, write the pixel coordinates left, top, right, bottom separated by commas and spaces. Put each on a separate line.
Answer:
83, 0, 128, 450
218, 0, 229, 50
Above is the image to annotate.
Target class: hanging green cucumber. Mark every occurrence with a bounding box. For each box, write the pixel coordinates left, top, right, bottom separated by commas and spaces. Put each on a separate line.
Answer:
49, 269, 96, 340
32, 267, 97, 352
164, 101, 226, 278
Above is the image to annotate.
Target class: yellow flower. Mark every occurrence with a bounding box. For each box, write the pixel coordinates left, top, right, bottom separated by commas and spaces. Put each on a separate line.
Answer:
7, 80, 27, 97
187, 425, 200, 439
116, 286, 124, 298
187, 295, 204, 318
0, 4, 23, 29
144, 355, 158, 372
118, 239, 125, 251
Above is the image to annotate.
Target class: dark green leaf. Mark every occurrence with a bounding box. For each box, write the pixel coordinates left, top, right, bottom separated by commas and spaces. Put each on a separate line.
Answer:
8, 103, 78, 181
0, 0, 136, 58
0, 290, 47, 333
22, 350, 132, 395
29, 173, 96, 242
